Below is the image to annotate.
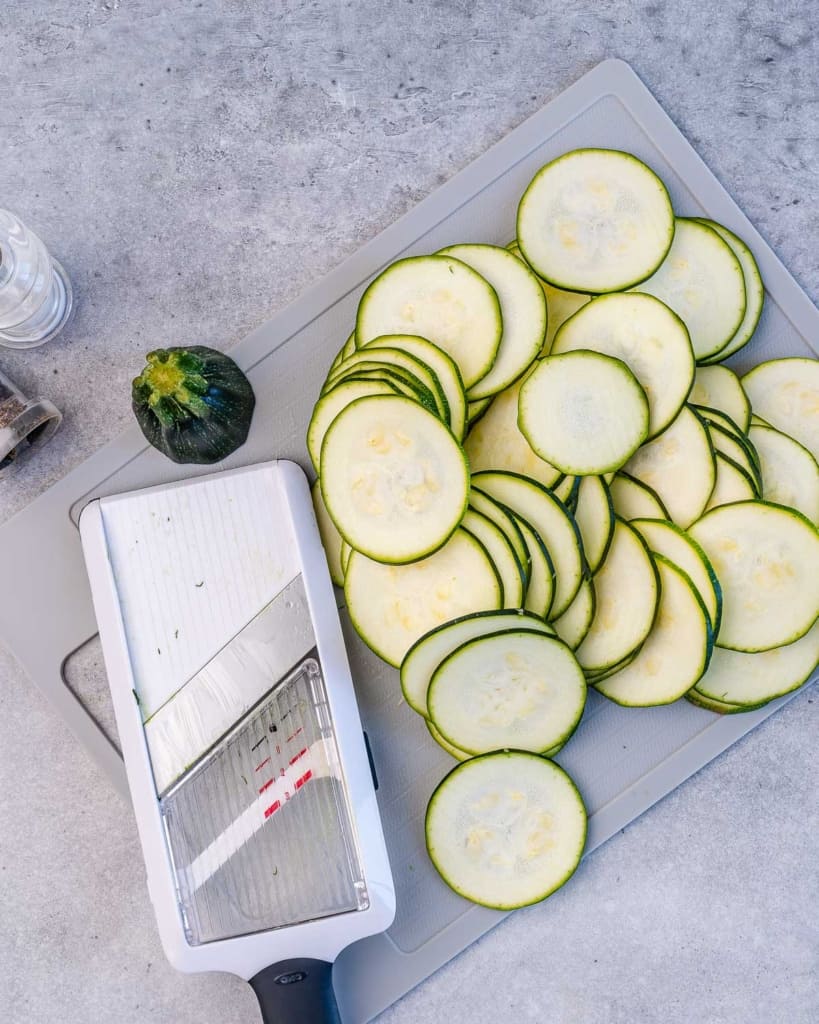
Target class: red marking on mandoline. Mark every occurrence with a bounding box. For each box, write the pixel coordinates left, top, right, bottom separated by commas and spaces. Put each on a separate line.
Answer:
289, 747, 308, 766
286, 726, 304, 744
254, 756, 271, 773
263, 799, 281, 819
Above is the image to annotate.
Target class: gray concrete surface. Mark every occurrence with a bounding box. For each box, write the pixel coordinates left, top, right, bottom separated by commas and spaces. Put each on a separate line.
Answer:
1, 1, 817, 1022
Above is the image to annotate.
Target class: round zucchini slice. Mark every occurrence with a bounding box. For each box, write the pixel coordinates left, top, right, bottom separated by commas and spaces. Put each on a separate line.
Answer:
552, 576, 595, 650
311, 478, 345, 587
741, 357, 819, 462
307, 378, 398, 473
321, 395, 469, 564
703, 452, 757, 512
571, 476, 615, 573
355, 255, 502, 389
519, 351, 649, 475
517, 148, 674, 293
609, 472, 669, 522
345, 529, 502, 667
425, 751, 587, 910
688, 500, 819, 652
468, 490, 531, 581
462, 508, 526, 610
514, 514, 557, 619
426, 719, 471, 760
689, 365, 751, 433
749, 424, 819, 526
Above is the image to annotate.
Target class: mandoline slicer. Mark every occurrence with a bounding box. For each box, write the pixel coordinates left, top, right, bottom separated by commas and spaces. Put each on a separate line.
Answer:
79, 460, 395, 1024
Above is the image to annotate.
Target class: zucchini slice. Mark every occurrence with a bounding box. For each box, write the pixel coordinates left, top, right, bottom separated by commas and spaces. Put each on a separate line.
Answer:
551, 292, 694, 438
575, 518, 660, 673
633, 218, 747, 362
514, 514, 557, 619
595, 555, 712, 707
693, 619, 819, 707
631, 517, 722, 634
438, 244, 546, 399
688, 500, 819, 652
467, 396, 493, 428
345, 529, 502, 667
507, 239, 591, 354
468, 490, 531, 581
519, 351, 649, 474
703, 452, 757, 512
464, 380, 563, 489
401, 609, 555, 717
473, 471, 584, 617
689, 365, 751, 433
517, 149, 674, 293
553, 475, 579, 505
340, 540, 352, 575
329, 332, 357, 372
624, 406, 716, 529
307, 378, 397, 473
610, 472, 669, 521
426, 719, 471, 760
425, 751, 587, 910
356, 255, 503, 389
685, 689, 762, 715
696, 219, 764, 364
427, 631, 586, 756
552, 576, 595, 650
462, 508, 526, 610
311, 479, 345, 586
321, 395, 469, 564
323, 360, 440, 412
749, 424, 819, 526
741, 357, 819, 461
572, 476, 615, 573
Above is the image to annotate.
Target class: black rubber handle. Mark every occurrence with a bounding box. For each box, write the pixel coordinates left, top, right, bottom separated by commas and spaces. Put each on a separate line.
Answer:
250, 958, 340, 1024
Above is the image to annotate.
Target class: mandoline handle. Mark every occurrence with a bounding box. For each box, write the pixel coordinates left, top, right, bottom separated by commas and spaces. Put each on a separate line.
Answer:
250, 958, 341, 1024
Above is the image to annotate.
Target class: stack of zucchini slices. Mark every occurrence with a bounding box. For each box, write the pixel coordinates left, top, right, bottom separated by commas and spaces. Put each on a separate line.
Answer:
309, 147, 819, 911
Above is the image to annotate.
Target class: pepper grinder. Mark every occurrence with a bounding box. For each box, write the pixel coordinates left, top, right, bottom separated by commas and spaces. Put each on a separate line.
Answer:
0, 208, 74, 349
0, 367, 62, 472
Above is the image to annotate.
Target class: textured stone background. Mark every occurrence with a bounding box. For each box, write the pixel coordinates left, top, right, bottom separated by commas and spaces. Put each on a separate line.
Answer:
1, 2, 817, 1022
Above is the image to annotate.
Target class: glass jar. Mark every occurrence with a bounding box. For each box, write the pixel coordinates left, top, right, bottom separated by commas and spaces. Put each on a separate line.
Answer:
0, 209, 74, 349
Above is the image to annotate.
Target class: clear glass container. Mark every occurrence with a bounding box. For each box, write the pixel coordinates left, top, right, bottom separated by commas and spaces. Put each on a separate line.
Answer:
0, 209, 74, 349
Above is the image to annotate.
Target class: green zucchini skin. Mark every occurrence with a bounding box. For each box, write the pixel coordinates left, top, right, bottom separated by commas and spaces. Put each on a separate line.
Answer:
132, 346, 255, 464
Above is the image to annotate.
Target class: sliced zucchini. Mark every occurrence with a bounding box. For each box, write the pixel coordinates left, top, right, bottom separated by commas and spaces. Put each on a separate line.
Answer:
311, 478, 345, 586
585, 646, 641, 684
329, 331, 357, 372
705, 422, 762, 494
552, 577, 595, 650
438, 244, 546, 399
324, 360, 440, 412
321, 395, 469, 564
689, 365, 751, 432
517, 149, 674, 293
473, 471, 584, 617
345, 529, 502, 667
427, 631, 586, 755
307, 378, 398, 473
595, 555, 712, 706
623, 406, 716, 529
426, 719, 471, 760
693, 619, 819, 707
356, 255, 503, 389
464, 381, 563, 489
631, 517, 722, 634
425, 751, 587, 910
468, 489, 530, 581
750, 413, 771, 428
703, 452, 757, 512
633, 218, 746, 362
519, 351, 649, 474
685, 689, 761, 715
340, 540, 352, 575
553, 475, 579, 505
688, 500, 819, 652
514, 514, 556, 619
574, 518, 659, 673
610, 472, 669, 521
696, 219, 764, 364
401, 609, 555, 717
366, 334, 467, 442
551, 292, 694, 438
467, 396, 493, 428
741, 357, 819, 461
749, 424, 819, 526
462, 508, 525, 610
572, 476, 615, 573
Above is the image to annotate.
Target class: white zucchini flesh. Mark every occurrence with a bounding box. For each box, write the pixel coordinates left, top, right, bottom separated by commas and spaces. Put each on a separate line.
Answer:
575, 518, 660, 672
631, 517, 722, 633
468, 490, 530, 581
741, 357, 819, 462
688, 501, 819, 652
340, 541, 352, 575
696, 219, 765, 364
705, 423, 762, 494
427, 631, 586, 755
325, 346, 449, 423
516, 149, 674, 293
749, 424, 819, 526
572, 476, 615, 573
345, 529, 502, 667
464, 380, 563, 489
366, 334, 467, 442
425, 751, 587, 910
610, 472, 669, 521
401, 609, 555, 717
689, 365, 751, 433
624, 406, 716, 529
438, 244, 546, 399
634, 218, 747, 361
472, 471, 584, 617
551, 292, 694, 438
513, 514, 556, 619
552, 577, 595, 650
307, 378, 397, 473
507, 240, 591, 354
685, 690, 753, 714
553, 475, 579, 505
694, 619, 819, 706
427, 719, 471, 761
321, 396, 469, 564
595, 555, 712, 707
519, 351, 649, 474
355, 255, 502, 389
461, 508, 526, 610
704, 452, 757, 512
324, 367, 437, 412
311, 479, 345, 586
467, 396, 492, 427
